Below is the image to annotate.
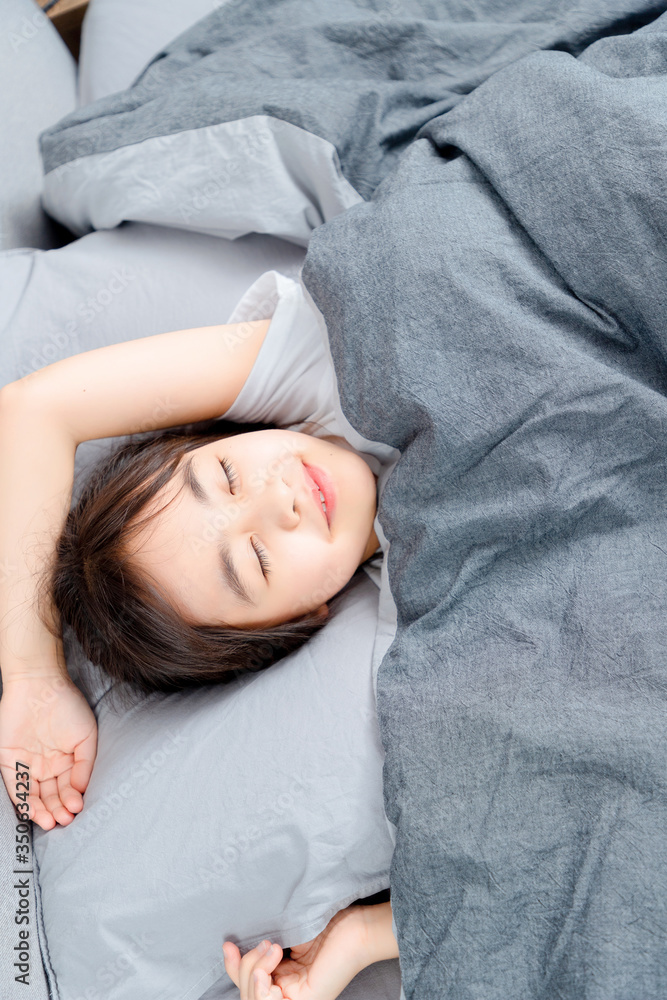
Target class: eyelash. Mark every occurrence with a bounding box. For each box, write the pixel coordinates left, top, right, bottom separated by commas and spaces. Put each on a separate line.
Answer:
220, 457, 239, 491
219, 457, 271, 579
253, 539, 271, 579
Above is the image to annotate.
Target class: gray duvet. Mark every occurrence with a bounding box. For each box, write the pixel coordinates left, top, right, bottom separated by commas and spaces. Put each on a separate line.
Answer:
39, 1, 667, 996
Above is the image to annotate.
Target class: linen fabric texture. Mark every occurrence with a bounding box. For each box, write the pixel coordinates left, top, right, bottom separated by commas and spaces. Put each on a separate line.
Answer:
30, 0, 667, 997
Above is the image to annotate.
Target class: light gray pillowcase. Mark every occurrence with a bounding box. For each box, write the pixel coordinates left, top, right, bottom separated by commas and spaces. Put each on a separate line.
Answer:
0, 220, 305, 488
78, 0, 220, 107
34, 571, 392, 1000
0, 222, 394, 999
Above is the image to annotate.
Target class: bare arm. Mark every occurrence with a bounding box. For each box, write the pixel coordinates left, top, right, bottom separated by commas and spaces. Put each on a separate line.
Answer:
0, 317, 269, 678
0, 392, 76, 681
11, 318, 270, 443
357, 901, 399, 966
222, 900, 398, 998
0, 318, 270, 827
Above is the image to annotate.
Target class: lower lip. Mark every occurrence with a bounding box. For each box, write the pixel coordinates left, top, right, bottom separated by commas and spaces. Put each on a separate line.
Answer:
303, 463, 336, 528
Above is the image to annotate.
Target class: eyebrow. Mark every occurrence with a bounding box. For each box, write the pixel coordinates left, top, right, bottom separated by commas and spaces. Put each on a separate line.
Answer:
181, 455, 256, 608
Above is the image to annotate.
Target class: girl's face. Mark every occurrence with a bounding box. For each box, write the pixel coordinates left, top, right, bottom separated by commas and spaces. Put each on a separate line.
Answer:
127, 429, 380, 628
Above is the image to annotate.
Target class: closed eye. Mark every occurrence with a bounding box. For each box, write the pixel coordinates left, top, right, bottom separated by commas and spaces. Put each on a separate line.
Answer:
220, 457, 239, 492
219, 457, 271, 580
252, 538, 271, 579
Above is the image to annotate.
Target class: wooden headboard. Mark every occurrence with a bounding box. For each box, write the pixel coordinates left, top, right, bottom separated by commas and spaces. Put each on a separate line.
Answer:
36, 0, 89, 62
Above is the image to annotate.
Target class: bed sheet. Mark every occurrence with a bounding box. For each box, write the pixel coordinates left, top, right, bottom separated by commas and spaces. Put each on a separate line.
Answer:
0, 7, 402, 990
40, 2, 667, 996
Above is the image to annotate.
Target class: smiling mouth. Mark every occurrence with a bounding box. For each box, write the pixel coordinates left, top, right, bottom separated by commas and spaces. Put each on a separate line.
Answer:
302, 463, 331, 528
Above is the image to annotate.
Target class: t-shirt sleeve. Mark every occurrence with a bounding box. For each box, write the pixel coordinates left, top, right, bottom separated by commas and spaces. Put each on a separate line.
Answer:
219, 269, 337, 435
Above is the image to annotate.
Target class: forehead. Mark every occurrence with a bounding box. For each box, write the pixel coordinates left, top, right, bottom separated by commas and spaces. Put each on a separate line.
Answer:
125, 453, 254, 616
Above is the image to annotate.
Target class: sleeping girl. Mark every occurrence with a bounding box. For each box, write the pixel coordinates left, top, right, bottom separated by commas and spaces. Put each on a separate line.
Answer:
0, 271, 397, 998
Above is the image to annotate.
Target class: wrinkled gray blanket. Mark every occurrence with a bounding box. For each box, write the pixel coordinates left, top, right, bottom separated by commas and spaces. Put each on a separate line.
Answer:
39, 1, 667, 996
304, 21, 667, 997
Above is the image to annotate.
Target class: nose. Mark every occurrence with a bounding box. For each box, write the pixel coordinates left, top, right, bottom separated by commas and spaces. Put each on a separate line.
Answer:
236, 471, 299, 532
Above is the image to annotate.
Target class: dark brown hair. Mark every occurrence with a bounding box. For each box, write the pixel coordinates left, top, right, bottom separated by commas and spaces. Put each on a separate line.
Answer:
38, 418, 360, 702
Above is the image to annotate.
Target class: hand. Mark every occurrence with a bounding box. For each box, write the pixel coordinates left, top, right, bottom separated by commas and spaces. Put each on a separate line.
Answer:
223, 904, 367, 1000
0, 674, 98, 830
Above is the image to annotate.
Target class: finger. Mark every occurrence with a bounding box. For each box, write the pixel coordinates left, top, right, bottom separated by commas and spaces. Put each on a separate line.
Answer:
21, 777, 56, 832
39, 776, 75, 827
252, 966, 283, 1000
27, 800, 56, 832
70, 730, 97, 794
247, 943, 283, 1000
222, 941, 241, 988
0, 764, 29, 814
252, 967, 270, 999
56, 769, 84, 815
223, 940, 283, 999
0, 766, 53, 831
239, 941, 274, 1000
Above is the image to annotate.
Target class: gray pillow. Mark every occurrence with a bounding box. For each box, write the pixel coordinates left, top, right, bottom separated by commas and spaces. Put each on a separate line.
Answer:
0, 219, 305, 487
34, 571, 393, 1000
0, 221, 393, 999
78, 0, 219, 107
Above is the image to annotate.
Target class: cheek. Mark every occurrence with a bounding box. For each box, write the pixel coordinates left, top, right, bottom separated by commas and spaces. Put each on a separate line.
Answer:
290, 545, 332, 590
321, 548, 354, 596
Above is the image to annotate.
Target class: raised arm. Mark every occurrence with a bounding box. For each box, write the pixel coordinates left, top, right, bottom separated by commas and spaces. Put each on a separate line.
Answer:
10, 317, 270, 442
0, 318, 270, 829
